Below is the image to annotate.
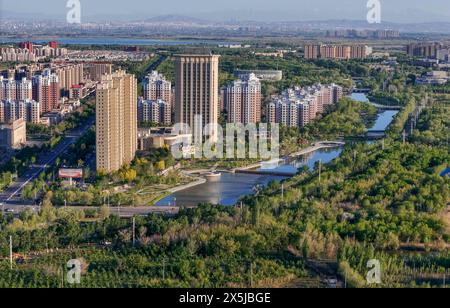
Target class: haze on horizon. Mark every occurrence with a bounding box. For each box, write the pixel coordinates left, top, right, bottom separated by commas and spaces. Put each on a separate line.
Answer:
2, 0, 450, 23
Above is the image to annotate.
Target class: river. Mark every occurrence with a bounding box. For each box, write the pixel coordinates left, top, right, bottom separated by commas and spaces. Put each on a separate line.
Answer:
156, 93, 398, 207
0, 37, 236, 46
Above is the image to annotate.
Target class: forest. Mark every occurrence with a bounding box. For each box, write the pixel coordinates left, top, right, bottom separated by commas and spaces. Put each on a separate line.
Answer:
0, 99, 448, 288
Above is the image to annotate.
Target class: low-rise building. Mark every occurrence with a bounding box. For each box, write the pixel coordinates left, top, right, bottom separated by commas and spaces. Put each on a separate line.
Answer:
0, 118, 26, 149
137, 128, 192, 151
234, 70, 283, 81
416, 71, 449, 85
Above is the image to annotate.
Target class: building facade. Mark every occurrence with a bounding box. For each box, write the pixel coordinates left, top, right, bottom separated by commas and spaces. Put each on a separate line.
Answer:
174, 54, 220, 142
96, 70, 137, 173
224, 73, 262, 124
0, 77, 32, 101
0, 118, 26, 149
138, 98, 172, 126
0, 99, 40, 124
142, 71, 172, 102
268, 83, 343, 128
87, 63, 113, 82
304, 44, 372, 60
32, 69, 60, 114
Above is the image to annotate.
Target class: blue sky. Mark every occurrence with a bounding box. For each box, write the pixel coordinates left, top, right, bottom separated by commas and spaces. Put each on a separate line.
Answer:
2, 0, 450, 22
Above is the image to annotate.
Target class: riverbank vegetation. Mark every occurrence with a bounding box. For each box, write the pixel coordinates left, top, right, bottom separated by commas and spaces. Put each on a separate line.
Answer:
0, 94, 448, 288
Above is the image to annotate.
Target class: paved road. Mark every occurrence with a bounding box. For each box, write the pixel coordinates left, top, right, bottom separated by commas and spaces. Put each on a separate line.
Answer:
0, 115, 95, 206
0, 204, 182, 217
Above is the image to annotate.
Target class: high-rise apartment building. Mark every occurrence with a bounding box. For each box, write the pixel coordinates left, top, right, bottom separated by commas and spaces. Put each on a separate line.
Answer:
32, 69, 60, 114
19, 42, 33, 53
305, 44, 372, 60
138, 98, 172, 126
304, 45, 320, 60
174, 54, 220, 142
16, 77, 33, 101
0, 100, 40, 124
406, 42, 443, 59
268, 83, 342, 128
96, 70, 137, 173
53, 63, 84, 92
87, 63, 113, 82
224, 73, 262, 124
0, 77, 33, 101
143, 71, 172, 102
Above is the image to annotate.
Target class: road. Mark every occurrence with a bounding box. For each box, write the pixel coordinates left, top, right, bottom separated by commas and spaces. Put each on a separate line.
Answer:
0, 204, 182, 218
0, 115, 95, 206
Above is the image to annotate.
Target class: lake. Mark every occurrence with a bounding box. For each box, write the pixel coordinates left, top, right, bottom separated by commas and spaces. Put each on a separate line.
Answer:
0, 37, 235, 46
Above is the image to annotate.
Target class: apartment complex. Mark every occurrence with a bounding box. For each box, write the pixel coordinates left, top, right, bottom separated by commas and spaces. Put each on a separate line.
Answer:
52, 63, 84, 92
138, 98, 172, 126
0, 118, 26, 149
223, 73, 262, 124
406, 42, 444, 59
0, 100, 40, 124
174, 54, 220, 142
326, 29, 400, 39
87, 62, 113, 82
304, 44, 372, 60
142, 71, 172, 102
267, 84, 343, 128
32, 69, 60, 114
0, 44, 68, 62
96, 70, 137, 173
0, 76, 33, 101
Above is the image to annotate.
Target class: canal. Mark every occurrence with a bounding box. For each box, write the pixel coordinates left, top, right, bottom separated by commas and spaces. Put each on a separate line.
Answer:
157, 94, 398, 207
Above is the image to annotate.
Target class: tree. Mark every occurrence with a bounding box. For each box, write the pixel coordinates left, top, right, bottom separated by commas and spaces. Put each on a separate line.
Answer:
155, 160, 166, 172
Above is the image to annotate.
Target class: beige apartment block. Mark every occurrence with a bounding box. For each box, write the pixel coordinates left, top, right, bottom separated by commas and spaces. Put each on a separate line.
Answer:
96, 70, 137, 173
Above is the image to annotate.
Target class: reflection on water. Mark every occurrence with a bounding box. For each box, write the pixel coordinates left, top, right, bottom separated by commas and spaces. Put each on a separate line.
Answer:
441, 168, 450, 177
258, 147, 343, 174
368, 110, 398, 132
350, 93, 398, 132
157, 147, 342, 207
156, 173, 286, 207
351, 93, 370, 103
159, 93, 397, 207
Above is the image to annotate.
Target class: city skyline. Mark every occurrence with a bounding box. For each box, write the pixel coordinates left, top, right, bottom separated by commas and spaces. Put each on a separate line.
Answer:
3, 0, 450, 23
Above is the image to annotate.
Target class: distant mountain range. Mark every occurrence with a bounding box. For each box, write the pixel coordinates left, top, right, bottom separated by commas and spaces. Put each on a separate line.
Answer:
2, 10, 450, 34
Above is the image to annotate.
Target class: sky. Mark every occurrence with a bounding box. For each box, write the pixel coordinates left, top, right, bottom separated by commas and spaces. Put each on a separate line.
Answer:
2, 0, 450, 23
